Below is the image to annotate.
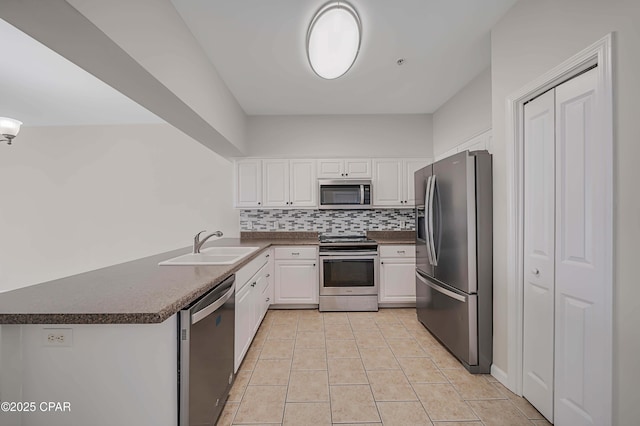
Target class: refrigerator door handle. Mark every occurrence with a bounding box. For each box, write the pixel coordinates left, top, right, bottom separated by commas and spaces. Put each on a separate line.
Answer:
416, 271, 466, 302
427, 174, 438, 266
424, 176, 435, 266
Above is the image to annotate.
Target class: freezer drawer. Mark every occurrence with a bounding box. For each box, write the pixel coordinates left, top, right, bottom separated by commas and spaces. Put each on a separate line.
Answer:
416, 271, 477, 366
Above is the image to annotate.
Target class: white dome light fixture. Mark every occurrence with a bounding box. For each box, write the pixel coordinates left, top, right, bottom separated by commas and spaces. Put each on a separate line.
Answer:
0, 117, 22, 145
306, 1, 361, 80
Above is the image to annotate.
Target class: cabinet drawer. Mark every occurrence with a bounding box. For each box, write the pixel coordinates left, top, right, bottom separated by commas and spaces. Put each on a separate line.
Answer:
236, 249, 270, 289
274, 246, 317, 260
379, 245, 416, 258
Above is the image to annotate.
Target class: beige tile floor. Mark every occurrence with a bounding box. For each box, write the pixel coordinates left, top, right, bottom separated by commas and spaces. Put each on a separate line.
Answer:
218, 308, 551, 426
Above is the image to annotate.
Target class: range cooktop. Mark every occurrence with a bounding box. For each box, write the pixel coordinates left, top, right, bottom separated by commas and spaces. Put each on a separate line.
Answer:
319, 234, 377, 245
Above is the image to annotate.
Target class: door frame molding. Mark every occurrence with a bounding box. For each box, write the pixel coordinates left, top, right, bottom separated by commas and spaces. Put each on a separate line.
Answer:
503, 32, 613, 411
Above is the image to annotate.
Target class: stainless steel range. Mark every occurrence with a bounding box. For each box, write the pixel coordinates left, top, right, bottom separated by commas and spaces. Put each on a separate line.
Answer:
318, 235, 378, 312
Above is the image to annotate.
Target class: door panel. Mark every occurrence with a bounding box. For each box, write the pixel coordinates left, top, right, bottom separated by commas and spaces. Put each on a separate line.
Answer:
432, 151, 475, 293
373, 159, 403, 206
235, 160, 262, 207
416, 271, 476, 366
262, 159, 289, 207
415, 164, 432, 277
404, 159, 429, 205
523, 89, 555, 421
554, 68, 607, 426
290, 160, 316, 207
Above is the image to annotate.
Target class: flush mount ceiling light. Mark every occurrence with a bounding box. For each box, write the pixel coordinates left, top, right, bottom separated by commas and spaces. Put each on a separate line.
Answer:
0, 117, 22, 145
306, 1, 361, 80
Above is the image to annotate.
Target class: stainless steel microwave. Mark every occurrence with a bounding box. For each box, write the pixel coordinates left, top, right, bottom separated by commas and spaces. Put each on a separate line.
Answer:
318, 179, 372, 209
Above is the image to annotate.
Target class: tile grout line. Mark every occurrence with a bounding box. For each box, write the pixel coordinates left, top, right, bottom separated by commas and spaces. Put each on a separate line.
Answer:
351, 312, 383, 424
381, 310, 434, 425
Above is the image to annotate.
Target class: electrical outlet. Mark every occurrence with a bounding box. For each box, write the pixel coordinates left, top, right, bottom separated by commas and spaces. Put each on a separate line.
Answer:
272, 221, 278, 230
42, 328, 73, 347
247, 221, 253, 230
399, 221, 406, 229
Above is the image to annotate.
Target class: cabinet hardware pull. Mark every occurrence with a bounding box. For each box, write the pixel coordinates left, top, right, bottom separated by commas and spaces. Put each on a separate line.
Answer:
292, 252, 300, 255
381, 261, 384, 264
251, 282, 256, 287
266, 274, 270, 278
397, 250, 405, 254
266, 298, 270, 302
313, 263, 316, 266
266, 254, 270, 257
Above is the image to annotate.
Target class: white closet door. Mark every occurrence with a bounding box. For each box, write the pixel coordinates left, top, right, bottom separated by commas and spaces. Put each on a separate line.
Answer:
554, 67, 609, 426
523, 89, 556, 422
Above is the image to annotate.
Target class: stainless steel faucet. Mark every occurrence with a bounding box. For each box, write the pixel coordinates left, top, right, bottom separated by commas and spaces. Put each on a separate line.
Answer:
193, 230, 223, 253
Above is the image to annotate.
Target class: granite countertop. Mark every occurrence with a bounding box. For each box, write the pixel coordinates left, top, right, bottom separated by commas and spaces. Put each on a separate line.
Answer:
367, 230, 416, 245
0, 233, 319, 325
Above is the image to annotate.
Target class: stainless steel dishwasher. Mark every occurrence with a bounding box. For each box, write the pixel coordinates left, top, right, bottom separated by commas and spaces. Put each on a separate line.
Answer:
179, 274, 235, 426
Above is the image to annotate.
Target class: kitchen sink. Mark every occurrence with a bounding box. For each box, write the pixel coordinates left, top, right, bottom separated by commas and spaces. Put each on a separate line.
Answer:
159, 246, 260, 266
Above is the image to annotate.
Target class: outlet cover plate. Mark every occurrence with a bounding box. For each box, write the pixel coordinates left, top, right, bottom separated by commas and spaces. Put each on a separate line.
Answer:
42, 328, 73, 347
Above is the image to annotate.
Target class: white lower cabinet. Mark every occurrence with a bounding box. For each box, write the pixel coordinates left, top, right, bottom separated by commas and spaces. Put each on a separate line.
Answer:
234, 249, 273, 372
274, 246, 319, 305
379, 245, 417, 304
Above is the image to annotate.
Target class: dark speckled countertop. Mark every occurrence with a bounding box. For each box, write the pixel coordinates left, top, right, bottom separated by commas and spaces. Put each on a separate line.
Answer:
0, 233, 318, 325
367, 230, 416, 245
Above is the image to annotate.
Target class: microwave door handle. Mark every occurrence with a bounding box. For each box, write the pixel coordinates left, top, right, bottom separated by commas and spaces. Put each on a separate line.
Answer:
425, 176, 434, 266
360, 185, 365, 205
428, 174, 438, 266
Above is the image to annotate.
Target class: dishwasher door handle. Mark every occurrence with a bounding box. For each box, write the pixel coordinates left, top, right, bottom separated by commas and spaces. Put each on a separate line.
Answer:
192, 282, 235, 324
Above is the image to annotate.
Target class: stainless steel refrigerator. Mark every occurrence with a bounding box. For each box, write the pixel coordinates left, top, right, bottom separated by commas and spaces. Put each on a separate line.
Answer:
415, 150, 492, 373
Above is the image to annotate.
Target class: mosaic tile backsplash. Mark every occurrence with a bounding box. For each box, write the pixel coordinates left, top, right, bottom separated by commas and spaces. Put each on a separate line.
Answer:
239, 209, 415, 234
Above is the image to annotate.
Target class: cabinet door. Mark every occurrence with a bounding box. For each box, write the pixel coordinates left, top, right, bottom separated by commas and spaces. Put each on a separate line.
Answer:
403, 158, 431, 206
373, 159, 403, 206
234, 284, 254, 371
235, 159, 262, 208
260, 277, 272, 322
274, 261, 318, 304
290, 160, 317, 207
379, 259, 416, 303
317, 159, 344, 178
252, 273, 266, 334
263, 159, 289, 207
344, 159, 371, 178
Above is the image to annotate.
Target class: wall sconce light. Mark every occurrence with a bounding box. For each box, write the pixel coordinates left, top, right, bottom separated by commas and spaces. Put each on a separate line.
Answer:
0, 117, 23, 145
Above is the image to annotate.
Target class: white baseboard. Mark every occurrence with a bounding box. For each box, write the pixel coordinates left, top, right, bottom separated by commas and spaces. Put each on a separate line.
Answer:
490, 364, 510, 388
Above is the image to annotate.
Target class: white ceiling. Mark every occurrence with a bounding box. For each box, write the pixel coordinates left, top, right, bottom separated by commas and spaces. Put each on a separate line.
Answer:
0, 19, 163, 127
171, 0, 518, 115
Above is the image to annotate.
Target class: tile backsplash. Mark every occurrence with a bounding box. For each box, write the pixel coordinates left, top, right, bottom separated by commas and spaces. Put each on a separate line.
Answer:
240, 209, 415, 234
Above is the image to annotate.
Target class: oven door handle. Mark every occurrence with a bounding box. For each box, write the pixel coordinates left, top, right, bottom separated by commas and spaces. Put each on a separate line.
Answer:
319, 254, 378, 259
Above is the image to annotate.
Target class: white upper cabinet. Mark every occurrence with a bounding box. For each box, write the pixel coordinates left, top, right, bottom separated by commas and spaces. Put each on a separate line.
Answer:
373, 159, 403, 206
263, 159, 289, 207
317, 158, 371, 178
373, 158, 431, 207
404, 159, 429, 205
234, 159, 262, 208
289, 160, 317, 207
263, 159, 317, 208
235, 157, 429, 209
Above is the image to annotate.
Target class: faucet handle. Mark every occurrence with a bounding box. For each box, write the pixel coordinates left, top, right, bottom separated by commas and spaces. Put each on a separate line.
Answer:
194, 230, 207, 243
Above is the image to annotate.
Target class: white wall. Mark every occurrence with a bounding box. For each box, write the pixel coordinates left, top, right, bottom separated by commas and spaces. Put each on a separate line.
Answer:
246, 114, 433, 158
66, 0, 248, 153
0, 123, 238, 293
490, 1, 640, 424
433, 67, 492, 157
16, 317, 176, 426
